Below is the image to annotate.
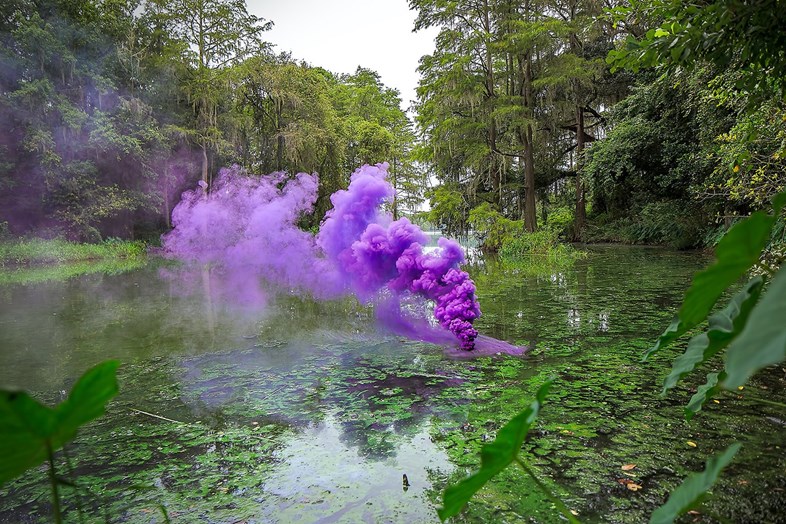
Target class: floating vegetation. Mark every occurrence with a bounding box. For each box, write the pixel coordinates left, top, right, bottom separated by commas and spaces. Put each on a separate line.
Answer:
1, 246, 785, 522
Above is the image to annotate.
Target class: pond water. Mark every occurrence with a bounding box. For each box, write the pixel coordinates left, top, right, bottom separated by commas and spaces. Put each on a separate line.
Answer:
1, 246, 785, 523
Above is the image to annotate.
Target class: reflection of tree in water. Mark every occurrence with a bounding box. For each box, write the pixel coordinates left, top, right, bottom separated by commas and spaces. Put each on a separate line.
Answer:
334, 368, 468, 459
176, 342, 473, 460
469, 245, 709, 347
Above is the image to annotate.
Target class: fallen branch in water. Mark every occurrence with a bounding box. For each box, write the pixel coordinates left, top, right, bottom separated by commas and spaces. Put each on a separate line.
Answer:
130, 408, 187, 425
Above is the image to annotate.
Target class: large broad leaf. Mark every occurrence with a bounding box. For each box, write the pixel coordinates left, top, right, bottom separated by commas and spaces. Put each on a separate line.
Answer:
645, 214, 775, 359
662, 277, 763, 393
0, 360, 119, 485
0, 391, 58, 484
437, 380, 552, 521
684, 372, 724, 422
724, 264, 786, 388
646, 192, 786, 360
649, 443, 741, 524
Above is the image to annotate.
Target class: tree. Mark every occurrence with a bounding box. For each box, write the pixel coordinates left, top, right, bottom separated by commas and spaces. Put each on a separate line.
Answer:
0, 0, 172, 239
596, 0, 786, 246
336, 68, 423, 219
144, 0, 272, 186
607, 0, 786, 102
411, 0, 615, 236
412, 0, 508, 222
234, 56, 345, 217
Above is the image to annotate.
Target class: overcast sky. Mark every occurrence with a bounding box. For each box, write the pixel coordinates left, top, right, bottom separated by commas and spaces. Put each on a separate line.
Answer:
246, 0, 439, 111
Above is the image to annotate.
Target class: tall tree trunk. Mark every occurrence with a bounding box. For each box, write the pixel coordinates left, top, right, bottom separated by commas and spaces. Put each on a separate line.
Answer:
164, 160, 171, 229
391, 157, 398, 221
522, 49, 537, 232
523, 123, 537, 232
482, 0, 500, 206
570, 11, 587, 240
275, 99, 284, 170
201, 142, 209, 185
574, 103, 586, 240
514, 0, 537, 231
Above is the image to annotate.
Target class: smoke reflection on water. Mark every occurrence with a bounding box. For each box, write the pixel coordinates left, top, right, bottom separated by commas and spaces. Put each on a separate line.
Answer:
163, 164, 484, 350
0, 244, 724, 522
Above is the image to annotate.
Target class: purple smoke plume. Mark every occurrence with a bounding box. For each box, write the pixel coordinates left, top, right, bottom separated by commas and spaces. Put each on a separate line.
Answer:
163, 163, 481, 350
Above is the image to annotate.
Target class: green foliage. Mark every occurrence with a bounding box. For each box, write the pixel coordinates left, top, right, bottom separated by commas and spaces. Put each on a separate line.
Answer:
684, 372, 722, 421
584, 114, 663, 209
46, 160, 141, 241
499, 230, 585, 267
424, 185, 468, 239
1, 0, 423, 239
586, 201, 709, 249
724, 264, 786, 388
634, 202, 706, 249
412, 0, 613, 233
662, 277, 763, 394
467, 203, 521, 252
236, 58, 345, 178
649, 444, 741, 524
647, 193, 786, 359
607, 0, 786, 101
154, 0, 271, 71
544, 206, 574, 239
0, 257, 147, 286
438, 380, 553, 521
582, 67, 727, 249
600, 0, 786, 249
0, 0, 180, 238
709, 98, 786, 208
0, 238, 146, 266
0, 360, 119, 485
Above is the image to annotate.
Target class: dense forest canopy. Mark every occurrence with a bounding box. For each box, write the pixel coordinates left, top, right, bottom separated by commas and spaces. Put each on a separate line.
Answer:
413, 0, 785, 249
0, 0, 423, 240
0, 0, 784, 248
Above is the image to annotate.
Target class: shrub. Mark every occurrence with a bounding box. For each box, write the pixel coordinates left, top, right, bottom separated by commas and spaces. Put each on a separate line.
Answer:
585, 200, 708, 249
0, 238, 146, 265
545, 206, 574, 239
467, 203, 522, 252
499, 229, 585, 266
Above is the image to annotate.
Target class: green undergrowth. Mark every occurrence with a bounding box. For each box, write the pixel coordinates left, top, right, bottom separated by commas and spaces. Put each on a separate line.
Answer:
0, 238, 148, 285
0, 238, 147, 266
0, 258, 147, 286
584, 201, 709, 249
499, 231, 586, 270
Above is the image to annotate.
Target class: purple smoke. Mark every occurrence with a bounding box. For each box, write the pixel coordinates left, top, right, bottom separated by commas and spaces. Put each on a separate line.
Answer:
163, 163, 480, 350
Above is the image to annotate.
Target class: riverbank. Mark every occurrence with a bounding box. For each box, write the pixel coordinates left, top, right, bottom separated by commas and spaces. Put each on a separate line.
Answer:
0, 238, 147, 266
0, 238, 148, 285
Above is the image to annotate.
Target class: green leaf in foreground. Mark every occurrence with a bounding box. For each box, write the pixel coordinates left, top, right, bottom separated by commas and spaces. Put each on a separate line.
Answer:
685, 372, 724, 421
662, 277, 763, 393
649, 443, 741, 524
645, 210, 778, 360
437, 380, 552, 521
724, 264, 786, 388
0, 360, 119, 485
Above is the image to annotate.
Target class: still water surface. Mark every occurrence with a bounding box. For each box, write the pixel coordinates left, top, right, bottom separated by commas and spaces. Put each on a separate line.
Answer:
1, 246, 785, 523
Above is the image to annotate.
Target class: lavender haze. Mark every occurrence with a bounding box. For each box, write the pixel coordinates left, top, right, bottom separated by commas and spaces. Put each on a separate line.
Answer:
163, 163, 481, 350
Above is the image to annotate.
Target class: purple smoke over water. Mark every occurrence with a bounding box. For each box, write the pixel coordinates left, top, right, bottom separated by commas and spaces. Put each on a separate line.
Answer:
163, 163, 482, 350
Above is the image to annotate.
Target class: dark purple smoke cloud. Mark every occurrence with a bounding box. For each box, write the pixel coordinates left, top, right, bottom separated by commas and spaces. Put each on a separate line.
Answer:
163, 163, 481, 350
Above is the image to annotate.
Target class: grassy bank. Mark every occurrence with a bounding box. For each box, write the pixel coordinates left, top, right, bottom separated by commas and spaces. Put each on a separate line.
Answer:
0, 238, 146, 266
0, 238, 148, 285
498, 230, 586, 272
